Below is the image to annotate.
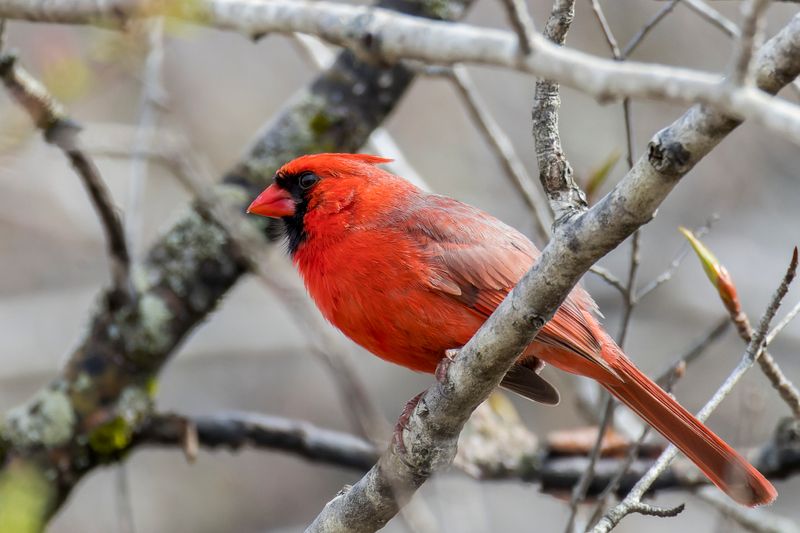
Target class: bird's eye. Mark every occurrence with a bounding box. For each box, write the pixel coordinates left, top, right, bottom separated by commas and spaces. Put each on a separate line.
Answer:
298, 172, 320, 190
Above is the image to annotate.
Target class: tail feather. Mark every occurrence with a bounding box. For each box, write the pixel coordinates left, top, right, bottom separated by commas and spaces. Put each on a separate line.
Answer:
605, 352, 776, 507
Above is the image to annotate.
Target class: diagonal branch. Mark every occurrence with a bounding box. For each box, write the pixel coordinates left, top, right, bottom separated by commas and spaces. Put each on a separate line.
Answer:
306, 15, 800, 533
0, 0, 476, 529
0, 53, 133, 307
591, 248, 798, 533
5, 2, 800, 147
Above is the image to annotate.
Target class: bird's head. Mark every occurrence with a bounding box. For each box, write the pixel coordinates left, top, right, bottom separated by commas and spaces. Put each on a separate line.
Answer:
247, 153, 397, 253
246, 153, 393, 219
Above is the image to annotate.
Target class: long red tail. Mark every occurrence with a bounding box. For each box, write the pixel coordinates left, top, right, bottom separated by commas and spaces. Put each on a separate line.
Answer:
604, 348, 777, 507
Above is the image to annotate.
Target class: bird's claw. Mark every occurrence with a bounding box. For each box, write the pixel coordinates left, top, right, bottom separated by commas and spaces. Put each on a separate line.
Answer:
392, 391, 425, 455
435, 348, 460, 383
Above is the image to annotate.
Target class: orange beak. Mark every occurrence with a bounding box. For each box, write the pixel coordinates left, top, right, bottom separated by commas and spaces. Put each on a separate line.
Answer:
247, 184, 295, 218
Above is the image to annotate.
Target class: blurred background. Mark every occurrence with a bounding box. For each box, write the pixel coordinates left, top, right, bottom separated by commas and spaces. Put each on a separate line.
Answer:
1, 0, 800, 531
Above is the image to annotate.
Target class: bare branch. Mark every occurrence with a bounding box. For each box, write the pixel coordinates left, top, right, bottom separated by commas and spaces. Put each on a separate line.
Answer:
726, 296, 800, 419
127, 17, 166, 258
587, 0, 621, 59
695, 487, 800, 533
0, 53, 133, 307
448, 65, 552, 242
564, 397, 615, 532
137, 412, 380, 469
307, 14, 800, 533
683, 0, 742, 36
591, 249, 798, 533
622, 0, 680, 58
499, 0, 535, 55
590, 266, 627, 295
6, 2, 800, 147
729, 0, 772, 85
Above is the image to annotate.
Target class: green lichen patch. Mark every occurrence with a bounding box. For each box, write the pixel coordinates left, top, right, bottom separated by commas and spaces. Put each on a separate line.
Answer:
5, 389, 76, 449
88, 386, 151, 456
88, 416, 131, 455
0, 459, 55, 533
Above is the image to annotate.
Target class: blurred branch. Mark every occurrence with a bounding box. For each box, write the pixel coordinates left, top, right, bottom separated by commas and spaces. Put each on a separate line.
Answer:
695, 487, 800, 533
5, 2, 800, 146
132, 409, 800, 503
0, 0, 474, 527
307, 12, 800, 533
161, 142, 390, 442
682, 0, 800, 96
0, 53, 133, 308
445, 65, 552, 242
136, 412, 380, 470
127, 17, 166, 259
499, 0, 535, 55
729, 0, 771, 86
592, 248, 797, 533
622, 0, 680, 58
684, 0, 742, 36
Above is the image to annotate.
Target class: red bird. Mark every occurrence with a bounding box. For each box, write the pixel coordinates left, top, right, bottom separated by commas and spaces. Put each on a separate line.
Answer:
248, 153, 776, 507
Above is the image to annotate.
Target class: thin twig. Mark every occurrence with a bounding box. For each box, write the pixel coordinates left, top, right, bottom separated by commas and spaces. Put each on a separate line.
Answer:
564, 397, 614, 533
622, 0, 681, 58
587, 0, 621, 59
723, 280, 800, 418
636, 216, 717, 300
584, 317, 730, 528
766, 299, 800, 345
591, 248, 798, 533
127, 17, 166, 259
115, 465, 136, 533
683, 0, 741, 36
499, 0, 535, 55
0, 53, 133, 307
695, 486, 800, 533
729, 0, 772, 86
590, 266, 627, 296
449, 65, 552, 242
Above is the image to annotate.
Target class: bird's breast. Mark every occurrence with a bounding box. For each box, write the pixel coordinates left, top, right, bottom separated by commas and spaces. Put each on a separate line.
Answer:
293, 230, 483, 373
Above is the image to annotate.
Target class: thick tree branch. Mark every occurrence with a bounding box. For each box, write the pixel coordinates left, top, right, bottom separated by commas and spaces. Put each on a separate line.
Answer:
306, 15, 800, 533
0, 0, 473, 528
4, 2, 800, 146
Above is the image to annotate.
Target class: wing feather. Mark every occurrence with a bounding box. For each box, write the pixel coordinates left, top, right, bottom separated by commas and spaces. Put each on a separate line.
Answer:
401, 195, 603, 365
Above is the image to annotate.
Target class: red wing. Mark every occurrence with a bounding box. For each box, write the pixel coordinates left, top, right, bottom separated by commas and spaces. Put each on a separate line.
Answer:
401, 194, 603, 364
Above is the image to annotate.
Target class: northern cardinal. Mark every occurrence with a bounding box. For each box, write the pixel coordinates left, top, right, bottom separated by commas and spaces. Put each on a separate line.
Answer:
248, 153, 776, 506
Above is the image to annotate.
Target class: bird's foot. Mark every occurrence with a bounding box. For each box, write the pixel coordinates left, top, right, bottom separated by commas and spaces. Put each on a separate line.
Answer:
435, 348, 460, 383
392, 391, 425, 455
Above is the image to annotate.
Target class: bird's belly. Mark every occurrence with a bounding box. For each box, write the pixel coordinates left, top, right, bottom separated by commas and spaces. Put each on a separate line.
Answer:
335, 286, 484, 373
300, 256, 483, 373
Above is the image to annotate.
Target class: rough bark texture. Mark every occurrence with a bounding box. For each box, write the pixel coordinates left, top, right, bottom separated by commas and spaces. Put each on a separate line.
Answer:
4, 3, 800, 146
0, 0, 472, 529
305, 16, 800, 533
